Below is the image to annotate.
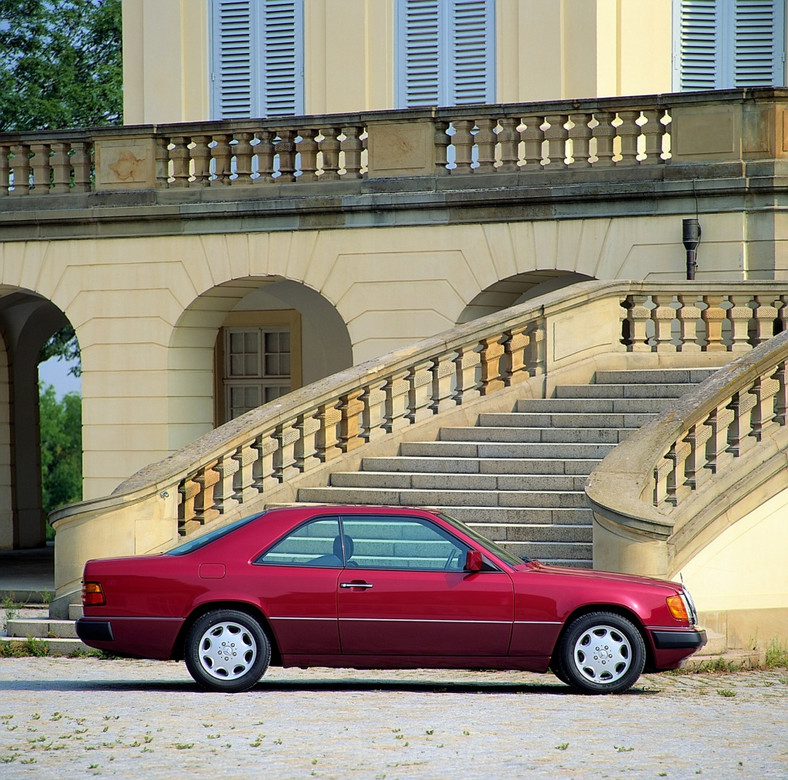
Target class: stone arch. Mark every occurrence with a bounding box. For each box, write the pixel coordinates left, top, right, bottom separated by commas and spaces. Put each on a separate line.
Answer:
456, 271, 596, 324
0, 288, 78, 552
167, 277, 352, 452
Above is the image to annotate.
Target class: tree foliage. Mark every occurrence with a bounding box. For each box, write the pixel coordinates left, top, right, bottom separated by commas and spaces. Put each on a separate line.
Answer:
0, 0, 122, 131
40, 325, 81, 376
39, 382, 82, 516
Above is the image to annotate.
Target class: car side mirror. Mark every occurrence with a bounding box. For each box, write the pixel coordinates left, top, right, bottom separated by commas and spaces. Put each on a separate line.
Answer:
464, 550, 483, 572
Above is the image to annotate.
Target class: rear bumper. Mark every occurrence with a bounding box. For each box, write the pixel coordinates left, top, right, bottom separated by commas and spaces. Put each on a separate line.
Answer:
76, 618, 114, 642
651, 628, 707, 650
76, 616, 183, 659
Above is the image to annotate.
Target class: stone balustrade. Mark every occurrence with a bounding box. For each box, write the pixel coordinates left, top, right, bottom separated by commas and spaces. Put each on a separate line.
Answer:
2, 88, 786, 195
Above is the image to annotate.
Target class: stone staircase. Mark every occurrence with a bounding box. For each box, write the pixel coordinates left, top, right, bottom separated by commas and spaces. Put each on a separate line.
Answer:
298, 368, 716, 568
1, 604, 88, 655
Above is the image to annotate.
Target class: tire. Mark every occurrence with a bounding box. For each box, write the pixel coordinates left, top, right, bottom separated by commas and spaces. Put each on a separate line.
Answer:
185, 609, 271, 693
557, 611, 645, 695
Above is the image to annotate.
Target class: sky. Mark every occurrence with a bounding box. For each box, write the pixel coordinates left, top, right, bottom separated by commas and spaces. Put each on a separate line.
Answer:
38, 355, 82, 398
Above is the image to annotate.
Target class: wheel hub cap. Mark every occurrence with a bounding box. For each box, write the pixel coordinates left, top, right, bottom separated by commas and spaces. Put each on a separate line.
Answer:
198, 621, 257, 681
573, 625, 632, 684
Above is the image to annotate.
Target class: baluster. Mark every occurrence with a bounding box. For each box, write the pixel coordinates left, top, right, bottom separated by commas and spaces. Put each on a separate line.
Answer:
430, 353, 456, 413
383, 371, 411, 433
434, 120, 450, 174
10, 144, 30, 194
408, 360, 434, 422
453, 345, 482, 404
234, 132, 254, 184
522, 115, 544, 169
627, 294, 653, 352
0, 145, 10, 194
749, 372, 779, 442
294, 411, 321, 471
700, 295, 726, 351
29, 143, 51, 193
591, 111, 616, 168
474, 118, 497, 173
273, 420, 300, 481
190, 135, 212, 186
478, 335, 506, 394
50, 143, 71, 193
71, 142, 92, 192
653, 294, 677, 352
178, 475, 201, 535
232, 442, 259, 504
497, 117, 520, 172
254, 130, 276, 183
543, 114, 568, 167
211, 134, 232, 184
653, 448, 674, 507
753, 295, 779, 344
169, 136, 190, 187
568, 113, 592, 168
504, 326, 530, 384
297, 128, 319, 181
676, 294, 702, 352
319, 127, 341, 179
154, 136, 169, 187
252, 432, 280, 494
525, 318, 546, 375
728, 295, 753, 351
275, 130, 297, 181
616, 110, 640, 165
338, 389, 365, 451
193, 461, 221, 525
726, 389, 758, 457
451, 119, 475, 174
315, 399, 342, 461
214, 452, 239, 515
772, 360, 788, 427
665, 436, 693, 506
704, 402, 735, 474
640, 109, 664, 164
360, 380, 388, 442
341, 125, 364, 178
683, 422, 713, 492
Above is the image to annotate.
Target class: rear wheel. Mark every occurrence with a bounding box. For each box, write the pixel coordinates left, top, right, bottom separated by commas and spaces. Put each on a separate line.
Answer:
185, 609, 271, 693
557, 612, 645, 694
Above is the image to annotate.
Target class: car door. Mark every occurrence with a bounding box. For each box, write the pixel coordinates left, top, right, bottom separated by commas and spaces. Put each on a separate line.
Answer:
254, 515, 343, 655
336, 514, 514, 657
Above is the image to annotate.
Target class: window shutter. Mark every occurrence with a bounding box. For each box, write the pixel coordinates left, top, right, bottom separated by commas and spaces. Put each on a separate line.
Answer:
733, 0, 785, 87
260, 0, 304, 116
449, 0, 495, 105
212, 0, 255, 119
673, 0, 785, 90
398, 0, 442, 107
211, 0, 303, 119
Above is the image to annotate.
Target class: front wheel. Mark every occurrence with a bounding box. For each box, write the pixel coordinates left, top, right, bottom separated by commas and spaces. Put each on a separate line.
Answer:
556, 612, 645, 694
185, 609, 271, 692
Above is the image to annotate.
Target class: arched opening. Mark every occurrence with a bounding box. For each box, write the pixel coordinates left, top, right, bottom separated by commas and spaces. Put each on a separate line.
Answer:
457, 271, 595, 324
168, 278, 352, 451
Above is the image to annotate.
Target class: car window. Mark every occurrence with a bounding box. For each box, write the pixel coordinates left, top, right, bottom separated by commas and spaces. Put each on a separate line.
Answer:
256, 517, 343, 567
339, 515, 469, 571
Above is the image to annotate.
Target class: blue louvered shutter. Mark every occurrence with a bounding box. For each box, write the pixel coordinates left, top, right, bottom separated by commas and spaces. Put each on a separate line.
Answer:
211, 0, 303, 119
673, 0, 785, 90
397, 0, 495, 108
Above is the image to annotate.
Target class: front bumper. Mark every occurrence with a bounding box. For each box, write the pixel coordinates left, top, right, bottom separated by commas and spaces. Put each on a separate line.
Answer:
651, 628, 707, 650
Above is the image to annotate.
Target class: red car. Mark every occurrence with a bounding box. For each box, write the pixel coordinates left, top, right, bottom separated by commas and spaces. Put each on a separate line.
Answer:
77, 505, 706, 694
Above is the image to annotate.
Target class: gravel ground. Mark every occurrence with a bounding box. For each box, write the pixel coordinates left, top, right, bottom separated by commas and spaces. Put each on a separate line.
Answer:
0, 656, 785, 779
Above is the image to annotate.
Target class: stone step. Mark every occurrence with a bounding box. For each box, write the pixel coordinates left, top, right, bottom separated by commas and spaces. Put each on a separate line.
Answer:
400, 440, 616, 459
362, 456, 601, 475
593, 368, 716, 385
439, 426, 632, 444
330, 471, 589, 491
7, 617, 78, 639
471, 523, 593, 542
496, 540, 592, 561
298, 486, 589, 508
0, 635, 89, 656
477, 411, 655, 428
554, 383, 699, 400
411, 506, 594, 526
514, 397, 674, 414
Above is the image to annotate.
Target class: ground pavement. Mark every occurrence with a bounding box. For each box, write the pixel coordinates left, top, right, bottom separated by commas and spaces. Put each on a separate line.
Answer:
0, 656, 785, 779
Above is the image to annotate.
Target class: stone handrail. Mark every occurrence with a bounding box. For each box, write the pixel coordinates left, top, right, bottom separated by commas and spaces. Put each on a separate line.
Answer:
48, 280, 788, 613
586, 328, 788, 576
3, 89, 786, 195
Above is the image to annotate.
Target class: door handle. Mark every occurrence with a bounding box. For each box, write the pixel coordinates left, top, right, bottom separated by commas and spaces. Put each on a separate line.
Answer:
340, 581, 373, 589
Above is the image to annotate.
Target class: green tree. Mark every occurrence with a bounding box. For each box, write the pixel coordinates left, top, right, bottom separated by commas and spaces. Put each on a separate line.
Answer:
0, 0, 122, 131
40, 325, 81, 376
39, 382, 82, 519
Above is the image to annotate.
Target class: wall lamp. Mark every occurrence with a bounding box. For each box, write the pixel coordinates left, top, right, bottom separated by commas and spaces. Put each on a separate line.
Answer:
682, 218, 702, 280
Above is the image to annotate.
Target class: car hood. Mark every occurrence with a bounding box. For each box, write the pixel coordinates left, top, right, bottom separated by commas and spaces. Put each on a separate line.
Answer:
522, 560, 682, 592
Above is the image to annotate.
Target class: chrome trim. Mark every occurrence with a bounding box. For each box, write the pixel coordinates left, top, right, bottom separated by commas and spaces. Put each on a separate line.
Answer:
339, 582, 374, 589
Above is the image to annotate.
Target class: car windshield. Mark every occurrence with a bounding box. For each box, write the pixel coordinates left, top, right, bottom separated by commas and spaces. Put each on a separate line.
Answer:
166, 513, 263, 556
436, 511, 528, 567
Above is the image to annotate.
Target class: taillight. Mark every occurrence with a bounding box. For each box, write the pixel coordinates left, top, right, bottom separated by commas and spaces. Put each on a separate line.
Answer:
82, 581, 106, 606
